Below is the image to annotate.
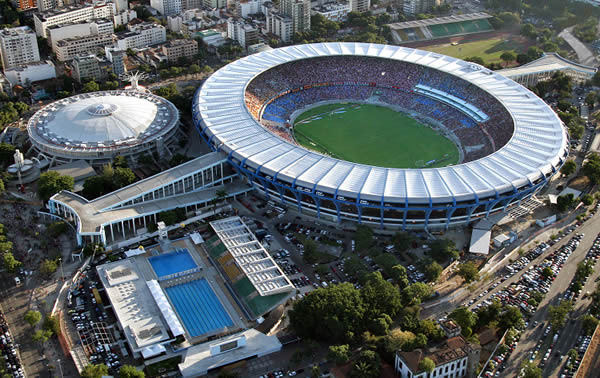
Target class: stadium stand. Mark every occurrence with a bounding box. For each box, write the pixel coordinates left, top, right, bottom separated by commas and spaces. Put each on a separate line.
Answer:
387, 13, 493, 44
245, 55, 513, 163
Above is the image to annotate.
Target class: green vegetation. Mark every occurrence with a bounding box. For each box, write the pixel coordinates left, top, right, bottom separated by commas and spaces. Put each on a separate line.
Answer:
583, 153, 600, 184
81, 364, 109, 378
82, 164, 136, 199
457, 261, 480, 283
581, 315, 599, 336
560, 160, 577, 176
144, 356, 181, 377
37, 171, 74, 202
294, 103, 459, 168
549, 300, 573, 331
573, 17, 598, 43
24, 310, 42, 326
39, 259, 58, 278
428, 239, 460, 263
118, 365, 145, 378
421, 37, 528, 64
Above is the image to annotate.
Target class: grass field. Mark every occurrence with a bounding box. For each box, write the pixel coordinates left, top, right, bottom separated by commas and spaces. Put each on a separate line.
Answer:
293, 103, 459, 168
420, 36, 528, 63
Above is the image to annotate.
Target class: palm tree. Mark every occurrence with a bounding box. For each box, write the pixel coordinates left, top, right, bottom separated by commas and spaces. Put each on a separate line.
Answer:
352, 361, 373, 377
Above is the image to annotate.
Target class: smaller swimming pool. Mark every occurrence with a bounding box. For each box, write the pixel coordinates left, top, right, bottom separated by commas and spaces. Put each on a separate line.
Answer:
149, 249, 197, 279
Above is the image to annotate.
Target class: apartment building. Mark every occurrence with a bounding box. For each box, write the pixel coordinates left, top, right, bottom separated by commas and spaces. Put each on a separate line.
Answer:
227, 19, 258, 49
151, 0, 182, 16
0, 26, 40, 70
34, 3, 115, 38
4, 61, 56, 87
48, 19, 113, 49
265, 10, 293, 42
161, 39, 198, 62
55, 34, 115, 61
312, 2, 350, 21
72, 54, 102, 83
115, 23, 166, 50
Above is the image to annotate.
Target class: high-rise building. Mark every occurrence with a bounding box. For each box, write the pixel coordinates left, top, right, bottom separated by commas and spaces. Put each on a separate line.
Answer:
11, 0, 36, 11
105, 47, 126, 75
47, 19, 114, 50
0, 26, 40, 70
265, 10, 293, 42
403, 0, 441, 15
227, 19, 258, 49
54, 34, 115, 61
350, 0, 370, 12
280, 0, 310, 33
151, 0, 182, 16
72, 54, 102, 83
202, 0, 226, 8
234, 0, 265, 18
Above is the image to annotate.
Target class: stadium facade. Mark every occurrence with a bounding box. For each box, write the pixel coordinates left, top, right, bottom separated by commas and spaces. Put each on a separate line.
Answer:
193, 42, 569, 230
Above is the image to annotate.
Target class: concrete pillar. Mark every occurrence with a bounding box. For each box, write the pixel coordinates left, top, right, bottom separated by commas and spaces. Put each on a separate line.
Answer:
121, 221, 126, 239
110, 224, 114, 242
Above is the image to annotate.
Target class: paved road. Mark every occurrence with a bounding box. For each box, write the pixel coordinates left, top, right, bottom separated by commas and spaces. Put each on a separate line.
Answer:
503, 214, 600, 377
558, 27, 598, 66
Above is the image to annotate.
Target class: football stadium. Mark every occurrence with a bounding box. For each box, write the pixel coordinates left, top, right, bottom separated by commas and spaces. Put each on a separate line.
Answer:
193, 43, 568, 230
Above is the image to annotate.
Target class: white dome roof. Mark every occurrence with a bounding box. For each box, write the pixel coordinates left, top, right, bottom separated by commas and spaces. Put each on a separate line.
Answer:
46, 94, 158, 143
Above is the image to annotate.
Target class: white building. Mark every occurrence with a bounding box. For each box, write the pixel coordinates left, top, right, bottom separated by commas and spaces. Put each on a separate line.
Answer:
403, 0, 442, 16
114, 0, 128, 12
227, 19, 258, 49
72, 54, 102, 83
0, 26, 40, 70
202, 0, 226, 8
116, 23, 166, 50
55, 34, 115, 62
280, 0, 310, 33
235, 0, 265, 17
349, 0, 370, 12
105, 46, 127, 75
395, 336, 479, 378
151, 0, 182, 16
114, 9, 138, 26
34, 3, 116, 38
167, 15, 183, 32
4, 61, 56, 87
196, 29, 226, 49
312, 2, 350, 22
247, 42, 272, 54
266, 11, 293, 42
48, 19, 114, 51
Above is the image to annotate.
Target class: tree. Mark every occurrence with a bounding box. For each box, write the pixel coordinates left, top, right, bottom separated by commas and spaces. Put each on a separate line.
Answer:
581, 315, 599, 336
556, 193, 575, 212
391, 264, 409, 288
583, 153, 600, 184
541, 266, 554, 279
113, 167, 136, 188
521, 23, 537, 39
354, 225, 373, 252
82, 81, 100, 93
392, 231, 414, 252
328, 344, 350, 365
586, 91, 597, 108
362, 272, 402, 317
419, 357, 435, 373
527, 46, 544, 61
81, 364, 109, 378
423, 260, 443, 282
37, 171, 74, 202
402, 282, 433, 306
350, 350, 380, 378
188, 64, 201, 74
549, 300, 573, 330
39, 259, 58, 278
24, 310, 42, 326
118, 365, 145, 378
429, 239, 459, 262
289, 282, 365, 343
500, 51, 516, 66
0, 142, 16, 166
113, 155, 128, 168
31, 329, 51, 346
310, 365, 321, 378
499, 305, 524, 331
2, 252, 21, 273
520, 361, 542, 378
466, 56, 485, 65
457, 261, 479, 283
560, 160, 577, 176
450, 307, 478, 337
581, 194, 594, 206
43, 315, 60, 336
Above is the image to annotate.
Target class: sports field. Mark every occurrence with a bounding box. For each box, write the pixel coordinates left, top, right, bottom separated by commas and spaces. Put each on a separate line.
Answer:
293, 103, 459, 168
420, 36, 528, 63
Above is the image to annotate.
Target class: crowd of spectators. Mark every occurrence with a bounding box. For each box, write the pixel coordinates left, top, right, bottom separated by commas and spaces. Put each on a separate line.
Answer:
244, 56, 515, 163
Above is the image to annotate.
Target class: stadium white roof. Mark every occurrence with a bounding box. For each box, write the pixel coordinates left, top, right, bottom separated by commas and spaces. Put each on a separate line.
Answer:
195, 42, 569, 204
27, 90, 178, 153
498, 53, 596, 79
387, 12, 492, 30
210, 217, 293, 296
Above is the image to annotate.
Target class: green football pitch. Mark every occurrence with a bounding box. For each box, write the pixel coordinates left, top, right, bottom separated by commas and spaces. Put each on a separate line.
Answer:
293, 103, 459, 168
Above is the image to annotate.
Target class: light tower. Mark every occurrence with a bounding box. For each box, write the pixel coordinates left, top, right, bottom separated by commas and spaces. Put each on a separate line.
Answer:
13, 149, 24, 186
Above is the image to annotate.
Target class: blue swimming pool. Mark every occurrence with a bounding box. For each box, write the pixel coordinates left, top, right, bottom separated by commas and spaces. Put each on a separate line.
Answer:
165, 279, 233, 337
149, 249, 197, 279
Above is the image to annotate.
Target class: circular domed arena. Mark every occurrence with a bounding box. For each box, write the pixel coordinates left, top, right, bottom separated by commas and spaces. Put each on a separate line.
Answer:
193, 42, 569, 230
27, 90, 180, 167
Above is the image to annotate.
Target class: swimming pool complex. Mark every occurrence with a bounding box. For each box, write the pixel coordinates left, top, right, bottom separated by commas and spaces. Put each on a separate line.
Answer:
149, 249, 198, 279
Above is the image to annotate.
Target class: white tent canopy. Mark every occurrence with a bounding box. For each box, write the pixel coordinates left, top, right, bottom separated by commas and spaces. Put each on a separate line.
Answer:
146, 280, 185, 336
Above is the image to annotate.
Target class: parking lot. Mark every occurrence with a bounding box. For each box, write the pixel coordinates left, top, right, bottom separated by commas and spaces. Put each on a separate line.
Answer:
0, 310, 24, 378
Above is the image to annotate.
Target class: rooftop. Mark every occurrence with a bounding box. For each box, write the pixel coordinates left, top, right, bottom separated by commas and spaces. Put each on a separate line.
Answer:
497, 52, 597, 78
210, 217, 294, 296
387, 12, 492, 30
0, 26, 35, 37
97, 259, 172, 352
397, 336, 478, 373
